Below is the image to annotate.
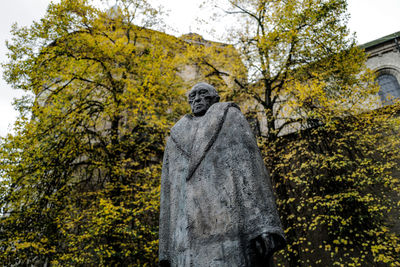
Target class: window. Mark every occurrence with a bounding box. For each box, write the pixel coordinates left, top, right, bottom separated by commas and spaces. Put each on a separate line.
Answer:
377, 73, 400, 105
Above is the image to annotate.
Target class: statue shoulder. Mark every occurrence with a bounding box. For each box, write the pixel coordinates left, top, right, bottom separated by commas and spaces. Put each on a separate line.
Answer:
223, 102, 245, 120
226, 102, 241, 111
211, 102, 241, 113
171, 114, 192, 133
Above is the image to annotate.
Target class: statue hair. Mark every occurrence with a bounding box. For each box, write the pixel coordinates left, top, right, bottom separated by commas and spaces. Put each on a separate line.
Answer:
190, 82, 220, 98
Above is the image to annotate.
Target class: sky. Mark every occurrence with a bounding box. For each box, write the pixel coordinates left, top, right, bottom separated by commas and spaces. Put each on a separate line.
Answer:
0, 0, 399, 137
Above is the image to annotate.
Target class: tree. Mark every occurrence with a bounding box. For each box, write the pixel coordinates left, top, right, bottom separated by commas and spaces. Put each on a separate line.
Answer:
0, 0, 188, 265
194, 0, 400, 265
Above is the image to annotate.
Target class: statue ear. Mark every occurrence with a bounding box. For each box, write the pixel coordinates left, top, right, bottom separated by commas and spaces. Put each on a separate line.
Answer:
214, 95, 221, 103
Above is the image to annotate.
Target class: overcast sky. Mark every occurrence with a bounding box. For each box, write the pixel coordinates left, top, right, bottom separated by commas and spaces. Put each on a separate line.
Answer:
0, 0, 399, 137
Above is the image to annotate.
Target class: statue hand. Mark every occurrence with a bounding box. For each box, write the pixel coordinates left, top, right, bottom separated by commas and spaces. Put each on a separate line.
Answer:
249, 233, 276, 266
255, 233, 275, 258
159, 260, 171, 267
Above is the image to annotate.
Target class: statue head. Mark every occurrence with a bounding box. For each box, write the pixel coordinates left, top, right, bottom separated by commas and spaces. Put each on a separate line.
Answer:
188, 82, 220, 116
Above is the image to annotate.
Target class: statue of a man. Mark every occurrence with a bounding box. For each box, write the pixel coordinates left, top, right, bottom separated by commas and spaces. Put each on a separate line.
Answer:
159, 82, 285, 267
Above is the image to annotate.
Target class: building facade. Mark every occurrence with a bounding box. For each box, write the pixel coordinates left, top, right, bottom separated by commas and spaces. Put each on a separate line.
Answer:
362, 31, 400, 105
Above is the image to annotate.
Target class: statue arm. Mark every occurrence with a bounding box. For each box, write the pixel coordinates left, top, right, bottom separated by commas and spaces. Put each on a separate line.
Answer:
159, 140, 171, 265
159, 259, 171, 267
223, 107, 286, 264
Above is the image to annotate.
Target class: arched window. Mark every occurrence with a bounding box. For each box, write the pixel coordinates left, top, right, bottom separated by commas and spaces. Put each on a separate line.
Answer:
377, 73, 400, 105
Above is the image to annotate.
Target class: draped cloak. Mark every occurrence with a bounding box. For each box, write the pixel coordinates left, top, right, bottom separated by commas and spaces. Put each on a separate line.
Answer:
159, 102, 285, 267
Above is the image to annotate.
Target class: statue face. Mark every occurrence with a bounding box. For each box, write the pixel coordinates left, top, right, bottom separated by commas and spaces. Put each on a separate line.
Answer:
188, 86, 217, 116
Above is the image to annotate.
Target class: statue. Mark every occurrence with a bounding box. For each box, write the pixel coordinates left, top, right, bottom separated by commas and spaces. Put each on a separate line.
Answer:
159, 82, 285, 267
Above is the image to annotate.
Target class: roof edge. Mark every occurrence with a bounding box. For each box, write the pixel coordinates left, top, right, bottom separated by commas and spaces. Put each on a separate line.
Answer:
360, 31, 400, 49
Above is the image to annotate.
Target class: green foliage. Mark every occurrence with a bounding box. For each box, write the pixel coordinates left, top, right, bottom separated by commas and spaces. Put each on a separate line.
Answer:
0, 0, 187, 265
265, 107, 400, 266
2, 0, 400, 265
204, 0, 367, 138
